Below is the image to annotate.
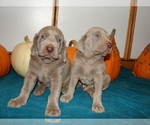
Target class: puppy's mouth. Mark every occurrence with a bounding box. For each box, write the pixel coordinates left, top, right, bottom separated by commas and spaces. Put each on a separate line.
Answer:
94, 50, 109, 57
38, 55, 59, 63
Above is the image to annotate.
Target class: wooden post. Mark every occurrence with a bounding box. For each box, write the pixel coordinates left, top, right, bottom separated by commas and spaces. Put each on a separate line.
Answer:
52, 0, 59, 27
124, 0, 138, 60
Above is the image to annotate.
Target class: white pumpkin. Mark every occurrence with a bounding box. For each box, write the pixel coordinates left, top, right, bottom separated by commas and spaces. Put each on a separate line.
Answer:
11, 36, 33, 77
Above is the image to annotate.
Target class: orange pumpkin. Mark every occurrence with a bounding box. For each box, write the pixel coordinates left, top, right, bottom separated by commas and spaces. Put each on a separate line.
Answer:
104, 29, 121, 81
133, 43, 150, 79
67, 40, 77, 66
0, 45, 11, 77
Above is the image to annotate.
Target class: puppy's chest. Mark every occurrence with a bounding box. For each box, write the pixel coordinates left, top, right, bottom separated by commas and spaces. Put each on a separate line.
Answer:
82, 63, 92, 74
81, 59, 96, 74
37, 66, 52, 87
79, 62, 94, 79
79, 59, 100, 85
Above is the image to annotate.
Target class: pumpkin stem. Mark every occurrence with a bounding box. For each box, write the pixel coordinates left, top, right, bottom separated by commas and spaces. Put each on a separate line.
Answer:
24, 36, 30, 43
110, 29, 116, 37
69, 40, 77, 47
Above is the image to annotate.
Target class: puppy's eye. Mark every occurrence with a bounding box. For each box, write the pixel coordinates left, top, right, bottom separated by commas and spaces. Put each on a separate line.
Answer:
95, 34, 100, 37
41, 35, 46, 39
57, 38, 61, 42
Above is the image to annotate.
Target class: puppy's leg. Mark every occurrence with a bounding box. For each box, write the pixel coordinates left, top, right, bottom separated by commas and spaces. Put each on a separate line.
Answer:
60, 74, 78, 103
92, 74, 105, 113
61, 77, 70, 94
7, 72, 37, 108
62, 86, 68, 95
85, 87, 95, 99
102, 75, 111, 90
45, 77, 62, 116
62, 80, 81, 95
34, 82, 46, 96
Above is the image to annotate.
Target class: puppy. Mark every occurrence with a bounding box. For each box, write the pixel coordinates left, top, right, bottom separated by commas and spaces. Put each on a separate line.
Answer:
60, 27, 112, 113
8, 26, 71, 116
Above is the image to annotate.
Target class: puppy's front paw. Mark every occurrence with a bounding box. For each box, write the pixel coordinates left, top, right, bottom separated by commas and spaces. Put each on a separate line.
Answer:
92, 103, 105, 113
60, 94, 72, 103
7, 98, 26, 108
45, 108, 61, 116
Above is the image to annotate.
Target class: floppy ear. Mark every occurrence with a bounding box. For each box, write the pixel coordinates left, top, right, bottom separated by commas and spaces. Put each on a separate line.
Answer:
62, 40, 67, 62
76, 35, 87, 53
33, 33, 39, 43
31, 33, 39, 55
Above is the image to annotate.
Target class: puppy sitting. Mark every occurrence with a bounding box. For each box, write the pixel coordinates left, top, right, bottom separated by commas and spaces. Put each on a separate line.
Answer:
60, 27, 112, 113
8, 26, 71, 116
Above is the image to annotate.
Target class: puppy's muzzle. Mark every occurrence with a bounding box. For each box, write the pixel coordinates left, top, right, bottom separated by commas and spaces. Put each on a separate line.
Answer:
94, 42, 113, 57
38, 46, 54, 58
38, 45, 59, 61
46, 46, 54, 54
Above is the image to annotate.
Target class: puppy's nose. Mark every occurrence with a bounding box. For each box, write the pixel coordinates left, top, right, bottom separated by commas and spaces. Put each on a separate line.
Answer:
46, 46, 53, 53
107, 42, 113, 49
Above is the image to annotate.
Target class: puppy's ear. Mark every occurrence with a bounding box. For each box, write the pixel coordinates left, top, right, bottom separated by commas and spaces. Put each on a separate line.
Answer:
33, 33, 39, 44
62, 40, 67, 62
77, 35, 86, 53
31, 33, 39, 55
110, 29, 116, 37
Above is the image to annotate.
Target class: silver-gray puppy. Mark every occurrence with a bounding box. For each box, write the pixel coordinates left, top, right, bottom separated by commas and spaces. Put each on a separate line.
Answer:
60, 27, 112, 113
8, 26, 71, 116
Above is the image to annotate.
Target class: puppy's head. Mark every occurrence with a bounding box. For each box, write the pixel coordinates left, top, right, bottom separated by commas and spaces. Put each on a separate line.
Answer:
77, 27, 113, 59
32, 26, 66, 64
